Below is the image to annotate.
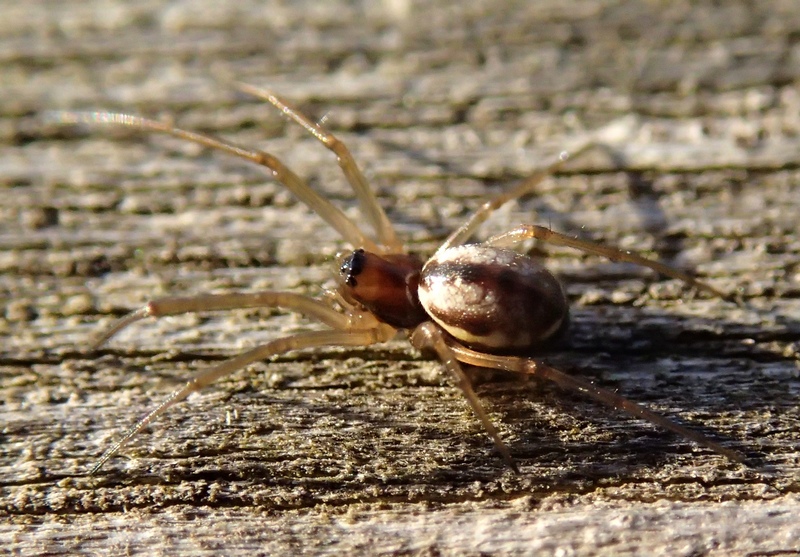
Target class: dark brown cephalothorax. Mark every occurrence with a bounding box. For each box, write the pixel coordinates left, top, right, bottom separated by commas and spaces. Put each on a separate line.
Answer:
339, 249, 427, 329
58, 84, 748, 475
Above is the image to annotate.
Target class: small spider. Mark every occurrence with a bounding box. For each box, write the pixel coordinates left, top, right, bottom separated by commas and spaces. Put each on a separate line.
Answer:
57, 83, 747, 474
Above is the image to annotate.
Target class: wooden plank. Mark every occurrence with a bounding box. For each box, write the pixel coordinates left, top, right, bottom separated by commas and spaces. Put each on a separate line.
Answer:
2, 0, 799, 555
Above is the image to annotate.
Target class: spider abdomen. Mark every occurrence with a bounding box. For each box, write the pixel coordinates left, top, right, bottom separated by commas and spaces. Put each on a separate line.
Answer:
418, 245, 568, 354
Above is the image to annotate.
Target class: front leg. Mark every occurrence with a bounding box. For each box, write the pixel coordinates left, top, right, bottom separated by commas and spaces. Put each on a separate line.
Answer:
92, 325, 396, 474
91, 291, 365, 348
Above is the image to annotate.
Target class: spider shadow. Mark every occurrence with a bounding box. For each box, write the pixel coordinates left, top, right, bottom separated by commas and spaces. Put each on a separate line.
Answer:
86, 289, 794, 497
463, 297, 793, 480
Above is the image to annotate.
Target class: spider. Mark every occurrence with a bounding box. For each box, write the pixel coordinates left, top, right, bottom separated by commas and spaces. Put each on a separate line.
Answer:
57, 83, 747, 474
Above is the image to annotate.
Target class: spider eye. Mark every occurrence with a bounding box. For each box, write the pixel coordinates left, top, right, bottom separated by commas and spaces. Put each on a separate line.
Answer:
340, 249, 366, 286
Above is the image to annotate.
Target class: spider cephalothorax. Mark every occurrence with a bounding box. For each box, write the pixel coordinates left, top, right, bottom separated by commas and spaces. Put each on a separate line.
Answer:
339, 248, 426, 329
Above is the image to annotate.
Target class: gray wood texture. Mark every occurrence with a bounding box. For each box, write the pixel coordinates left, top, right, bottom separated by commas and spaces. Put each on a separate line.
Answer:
2, 0, 800, 555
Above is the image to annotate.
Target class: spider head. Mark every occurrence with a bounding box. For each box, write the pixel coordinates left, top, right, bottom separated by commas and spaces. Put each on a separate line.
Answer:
338, 249, 428, 329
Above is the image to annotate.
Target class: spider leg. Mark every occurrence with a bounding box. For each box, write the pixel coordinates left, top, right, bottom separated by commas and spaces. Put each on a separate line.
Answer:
90, 291, 370, 349
411, 322, 519, 472
51, 111, 378, 251
236, 82, 403, 253
439, 117, 636, 252
446, 342, 749, 465
91, 325, 396, 474
485, 224, 736, 301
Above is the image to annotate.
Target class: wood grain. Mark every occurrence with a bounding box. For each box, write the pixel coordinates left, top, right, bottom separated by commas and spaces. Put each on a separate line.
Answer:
2, 0, 799, 555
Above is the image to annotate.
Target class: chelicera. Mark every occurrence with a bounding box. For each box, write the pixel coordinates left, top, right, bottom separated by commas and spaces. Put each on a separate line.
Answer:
59, 83, 747, 473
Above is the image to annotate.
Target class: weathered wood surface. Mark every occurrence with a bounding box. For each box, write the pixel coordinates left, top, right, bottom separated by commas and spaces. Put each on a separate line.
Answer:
2, 0, 800, 555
